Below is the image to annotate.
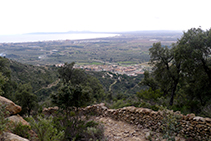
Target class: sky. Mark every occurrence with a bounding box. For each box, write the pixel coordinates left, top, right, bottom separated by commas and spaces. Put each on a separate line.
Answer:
0, 0, 210, 35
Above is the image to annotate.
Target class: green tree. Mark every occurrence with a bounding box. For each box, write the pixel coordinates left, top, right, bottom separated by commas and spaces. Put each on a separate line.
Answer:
139, 71, 158, 91
0, 73, 7, 96
145, 42, 181, 105
58, 62, 75, 84
15, 83, 37, 116
51, 83, 91, 118
52, 62, 105, 140
143, 27, 211, 110
175, 27, 211, 107
0, 57, 11, 79
57, 62, 104, 103
0, 57, 17, 100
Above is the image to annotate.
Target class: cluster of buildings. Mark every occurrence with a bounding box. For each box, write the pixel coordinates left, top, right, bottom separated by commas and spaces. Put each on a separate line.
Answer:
74, 64, 146, 76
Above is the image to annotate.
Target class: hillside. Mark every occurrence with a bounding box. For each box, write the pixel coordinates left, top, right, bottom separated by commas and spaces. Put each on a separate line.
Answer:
6, 58, 145, 101
87, 71, 145, 96
7, 59, 59, 100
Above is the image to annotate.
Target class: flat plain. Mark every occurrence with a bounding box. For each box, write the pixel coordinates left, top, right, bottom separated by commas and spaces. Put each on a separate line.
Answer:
0, 31, 182, 66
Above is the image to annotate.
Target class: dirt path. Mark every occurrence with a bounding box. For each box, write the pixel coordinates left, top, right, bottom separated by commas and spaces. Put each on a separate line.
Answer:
35, 79, 60, 94
95, 116, 146, 141
94, 116, 185, 141
109, 80, 117, 91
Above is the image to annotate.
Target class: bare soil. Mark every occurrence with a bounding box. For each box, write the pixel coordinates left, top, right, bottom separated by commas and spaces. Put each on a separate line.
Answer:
93, 116, 186, 141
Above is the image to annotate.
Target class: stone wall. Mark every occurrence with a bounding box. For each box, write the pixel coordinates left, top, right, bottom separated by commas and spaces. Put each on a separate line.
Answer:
82, 103, 211, 140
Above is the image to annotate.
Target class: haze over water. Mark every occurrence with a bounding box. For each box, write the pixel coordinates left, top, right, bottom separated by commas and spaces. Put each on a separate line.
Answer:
0, 33, 118, 43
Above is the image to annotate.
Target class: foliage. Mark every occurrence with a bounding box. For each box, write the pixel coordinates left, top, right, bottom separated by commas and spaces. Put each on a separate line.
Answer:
91, 71, 145, 98
139, 71, 158, 91
142, 27, 211, 115
11, 122, 31, 139
136, 88, 163, 102
52, 114, 105, 141
0, 57, 17, 100
51, 62, 106, 140
0, 72, 7, 96
51, 83, 91, 117
110, 99, 131, 109
0, 56, 11, 78
9, 60, 58, 100
58, 62, 75, 84
84, 124, 105, 141
27, 116, 64, 141
160, 106, 181, 141
15, 83, 38, 116
57, 62, 105, 103
0, 104, 10, 134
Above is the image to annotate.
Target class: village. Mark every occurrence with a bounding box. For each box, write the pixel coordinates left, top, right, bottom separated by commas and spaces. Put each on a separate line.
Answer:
56, 63, 150, 76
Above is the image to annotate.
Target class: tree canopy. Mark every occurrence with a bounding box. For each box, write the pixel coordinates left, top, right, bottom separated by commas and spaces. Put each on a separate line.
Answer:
51, 62, 105, 115
141, 27, 211, 114
15, 83, 37, 116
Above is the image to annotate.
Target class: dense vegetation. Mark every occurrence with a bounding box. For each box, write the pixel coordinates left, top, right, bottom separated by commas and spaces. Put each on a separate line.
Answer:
139, 27, 211, 117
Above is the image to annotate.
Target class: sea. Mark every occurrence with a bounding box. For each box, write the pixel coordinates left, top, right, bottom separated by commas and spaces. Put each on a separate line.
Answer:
0, 33, 119, 43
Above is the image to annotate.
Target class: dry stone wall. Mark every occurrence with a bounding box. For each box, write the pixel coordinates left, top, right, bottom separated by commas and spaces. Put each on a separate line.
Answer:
82, 103, 211, 140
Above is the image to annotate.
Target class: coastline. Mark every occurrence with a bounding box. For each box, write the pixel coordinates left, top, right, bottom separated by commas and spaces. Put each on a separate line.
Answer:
0, 33, 119, 43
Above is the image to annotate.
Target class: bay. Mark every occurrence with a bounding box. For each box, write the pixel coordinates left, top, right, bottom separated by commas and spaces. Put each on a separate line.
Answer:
0, 33, 118, 43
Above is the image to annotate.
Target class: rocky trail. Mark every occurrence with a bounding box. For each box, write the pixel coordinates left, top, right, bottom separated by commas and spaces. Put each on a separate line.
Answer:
93, 116, 185, 141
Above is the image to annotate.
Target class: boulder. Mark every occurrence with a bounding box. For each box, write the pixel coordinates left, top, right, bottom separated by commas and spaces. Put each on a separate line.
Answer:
7, 115, 38, 139
0, 96, 22, 115
0, 132, 29, 141
42, 106, 58, 116
7, 115, 30, 126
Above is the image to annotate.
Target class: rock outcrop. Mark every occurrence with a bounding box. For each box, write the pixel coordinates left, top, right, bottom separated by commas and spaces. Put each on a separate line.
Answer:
7, 115, 30, 126
0, 132, 29, 141
42, 106, 59, 116
0, 96, 21, 115
0, 96, 33, 141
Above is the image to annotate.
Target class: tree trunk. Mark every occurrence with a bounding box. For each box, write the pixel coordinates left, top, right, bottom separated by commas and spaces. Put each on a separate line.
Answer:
169, 82, 177, 106
201, 59, 211, 83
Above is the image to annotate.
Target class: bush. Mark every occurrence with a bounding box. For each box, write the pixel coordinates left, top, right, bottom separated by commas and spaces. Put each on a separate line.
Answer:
85, 120, 99, 127
52, 113, 105, 141
136, 88, 163, 102
160, 106, 181, 141
111, 99, 131, 109
27, 116, 64, 141
11, 122, 31, 139
0, 104, 9, 134
84, 124, 105, 141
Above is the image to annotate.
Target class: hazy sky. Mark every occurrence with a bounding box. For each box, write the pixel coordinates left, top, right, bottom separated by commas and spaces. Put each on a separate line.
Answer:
0, 0, 210, 35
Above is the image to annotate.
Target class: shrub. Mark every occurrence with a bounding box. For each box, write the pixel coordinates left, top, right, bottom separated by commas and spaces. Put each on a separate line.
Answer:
11, 122, 31, 139
160, 106, 181, 141
84, 124, 105, 141
111, 99, 130, 109
136, 88, 163, 102
85, 120, 99, 127
53, 113, 105, 141
0, 104, 9, 134
27, 116, 64, 141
